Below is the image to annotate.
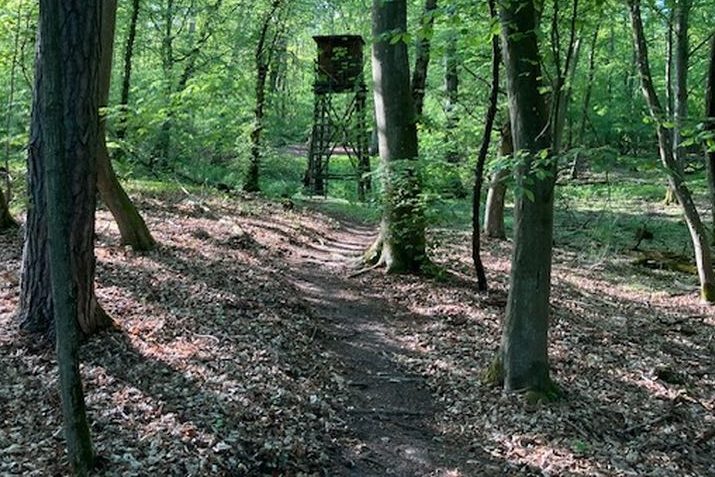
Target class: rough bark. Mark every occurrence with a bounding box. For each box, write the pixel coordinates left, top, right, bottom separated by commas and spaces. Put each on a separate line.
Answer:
410, 0, 438, 119
96, 0, 156, 251
497, 0, 557, 393
115, 0, 140, 142
472, 0, 500, 291
484, 120, 512, 240
39, 0, 97, 473
367, 0, 426, 273
244, 0, 282, 192
19, 0, 112, 340
705, 33, 715, 244
629, 0, 715, 303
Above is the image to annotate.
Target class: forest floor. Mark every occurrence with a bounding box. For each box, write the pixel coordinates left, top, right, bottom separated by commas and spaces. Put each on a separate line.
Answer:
1, 187, 714, 476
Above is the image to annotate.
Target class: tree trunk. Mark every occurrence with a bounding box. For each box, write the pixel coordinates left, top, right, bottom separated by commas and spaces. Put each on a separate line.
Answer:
549, 0, 581, 155
571, 24, 600, 179
19, 0, 112, 341
0, 189, 16, 230
472, 0, 500, 292
495, 0, 557, 394
484, 120, 512, 240
115, 0, 140, 142
39, 0, 97, 473
672, 0, 690, 173
410, 0, 438, 119
444, 11, 461, 165
705, 33, 715, 245
629, 0, 715, 302
366, 0, 426, 273
244, 0, 282, 193
96, 0, 155, 251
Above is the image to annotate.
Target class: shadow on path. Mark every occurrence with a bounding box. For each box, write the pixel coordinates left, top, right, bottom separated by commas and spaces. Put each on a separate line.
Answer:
286, 223, 515, 476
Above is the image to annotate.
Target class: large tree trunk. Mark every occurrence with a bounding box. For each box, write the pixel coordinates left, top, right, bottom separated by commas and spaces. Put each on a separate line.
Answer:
629, 0, 715, 303
410, 0, 438, 119
472, 0, 500, 292
483, 120, 512, 240
96, 0, 155, 251
19, 0, 112, 340
0, 189, 16, 230
495, 0, 557, 394
366, 0, 426, 273
705, 33, 715, 245
39, 0, 97, 472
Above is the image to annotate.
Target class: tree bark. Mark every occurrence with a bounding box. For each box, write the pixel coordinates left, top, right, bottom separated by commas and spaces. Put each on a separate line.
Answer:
496, 0, 557, 393
549, 0, 581, 155
705, 33, 715, 245
39, 0, 97, 472
244, 0, 282, 193
484, 120, 512, 240
366, 0, 426, 273
629, 0, 715, 303
472, 0, 500, 292
672, 0, 690, 171
444, 8, 461, 165
96, 0, 156, 251
410, 0, 438, 119
571, 24, 600, 179
115, 0, 140, 142
19, 0, 112, 340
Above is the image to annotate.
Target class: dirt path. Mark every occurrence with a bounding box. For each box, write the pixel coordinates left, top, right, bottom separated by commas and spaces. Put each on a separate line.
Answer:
287, 222, 481, 476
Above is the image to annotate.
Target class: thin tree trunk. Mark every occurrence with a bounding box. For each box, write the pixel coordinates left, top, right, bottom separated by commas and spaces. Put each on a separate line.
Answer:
244, 0, 282, 193
629, 0, 715, 303
3, 0, 24, 204
494, 0, 557, 394
571, 23, 600, 179
484, 120, 512, 239
472, 0, 500, 292
549, 0, 581, 155
365, 0, 426, 273
39, 0, 97, 472
115, 0, 140, 142
96, 0, 156, 251
672, 0, 690, 172
705, 33, 715, 244
410, 0, 438, 119
444, 9, 460, 164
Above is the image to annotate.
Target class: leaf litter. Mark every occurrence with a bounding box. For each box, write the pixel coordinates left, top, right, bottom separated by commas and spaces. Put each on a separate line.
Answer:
0, 190, 713, 476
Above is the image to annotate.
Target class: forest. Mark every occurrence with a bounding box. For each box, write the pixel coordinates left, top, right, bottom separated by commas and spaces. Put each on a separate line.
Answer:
0, 0, 714, 475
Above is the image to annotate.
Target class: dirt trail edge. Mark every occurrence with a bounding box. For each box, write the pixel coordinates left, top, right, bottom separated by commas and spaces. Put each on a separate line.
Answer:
287, 220, 479, 477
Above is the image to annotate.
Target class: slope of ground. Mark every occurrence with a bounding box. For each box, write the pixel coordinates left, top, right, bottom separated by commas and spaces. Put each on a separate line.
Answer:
1, 188, 713, 476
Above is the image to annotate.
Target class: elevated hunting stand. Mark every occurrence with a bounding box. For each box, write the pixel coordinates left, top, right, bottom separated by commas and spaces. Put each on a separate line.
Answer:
305, 35, 371, 200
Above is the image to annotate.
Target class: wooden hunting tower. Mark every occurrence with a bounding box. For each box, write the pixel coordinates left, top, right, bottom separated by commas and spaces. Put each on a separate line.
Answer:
305, 35, 371, 199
